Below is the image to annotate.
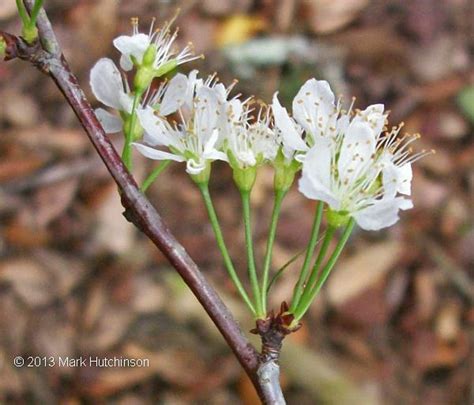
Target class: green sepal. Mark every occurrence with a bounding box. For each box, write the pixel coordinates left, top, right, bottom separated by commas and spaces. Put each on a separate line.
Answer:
233, 166, 257, 192
190, 161, 211, 185
22, 24, 38, 44
227, 149, 257, 192
142, 44, 157, 67
273, 148, 301, 193
122, 112, 144, 141
327, 208, 351, 228
134, 66, 155, 94
155, 59, 178, 78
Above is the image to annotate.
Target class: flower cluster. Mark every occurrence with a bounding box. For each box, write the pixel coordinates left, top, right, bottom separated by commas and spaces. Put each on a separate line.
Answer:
90, 17, 426, 232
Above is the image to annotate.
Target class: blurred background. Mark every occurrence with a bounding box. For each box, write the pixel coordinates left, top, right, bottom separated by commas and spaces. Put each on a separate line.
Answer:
0, 0, 473, 403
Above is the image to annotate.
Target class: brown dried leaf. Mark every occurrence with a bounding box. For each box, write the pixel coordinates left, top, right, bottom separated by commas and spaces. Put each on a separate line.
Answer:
131, 274, 165, 314
306, 0, 369, 34
0, 154, 46, 183
11, 125, 91, 156
435, 300, 462, 343
93, 183, 136, 254
0, 251, 88, 308
17, 178, 79, 228
0, 90, 39, 127
0, 259, 52, 307
0, 0, 16, 20
327, 240, 402, 306
414, 269, 438, 322
80, 344, 208, 397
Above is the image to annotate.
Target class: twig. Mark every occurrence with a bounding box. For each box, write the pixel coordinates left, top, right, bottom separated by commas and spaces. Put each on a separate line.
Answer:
0, 4, 273, 400
251, 302, 300, 405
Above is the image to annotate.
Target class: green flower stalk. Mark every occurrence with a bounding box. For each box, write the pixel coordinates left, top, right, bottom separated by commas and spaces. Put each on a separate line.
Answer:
260, 189, 286, 314
292, 219, 355, 321
15, 0, 43, 44
122, 91, 143, 170
197, 182, 256, 315
289, 201, 324, 312
241, 189, 264, 318
141, 161, 171, 192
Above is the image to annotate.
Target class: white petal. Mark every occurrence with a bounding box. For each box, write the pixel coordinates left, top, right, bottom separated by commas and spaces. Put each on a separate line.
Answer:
228, 99, 244, 121
194, 86, 219, 143
395, 163, 412, 195
299, 175, 339, 208
137, 108, 164, 146
205, 149, 229, 162
352, 104, 386, 136
203, 129, 219, 154
292, 79, 335, 137
186, 159, 206, 175
380, 151, 413, 197
95, 108, 122, 133
119, 93, 134, 114
119, 54, 133, 72
213, 83, 228, 102
133, 143, 185, 162
184, 70, 199, 108
272, 93, 308, 152
137, 108, 178, 147
90, 58, 125, 110
160, 73, 189, 116
354, 197, 413, 231
299, 143, 339, 208
113, 34, 150, 67
338, 121, 376, 186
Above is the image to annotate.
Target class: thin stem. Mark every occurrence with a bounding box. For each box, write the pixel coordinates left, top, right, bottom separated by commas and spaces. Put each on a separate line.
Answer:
122, 92, 141, 170
261, 189, 286, 315
241, 190, 264, 319
23, 0, 60, 55
266, 248, 305, 295
289, 202, 324, 312
199, 183, 256, 315
293, 226, 335, 315
293, 219, 355, 320
141, 160, 171, 192
29, 0, 44, 25
16, 0, 30, 25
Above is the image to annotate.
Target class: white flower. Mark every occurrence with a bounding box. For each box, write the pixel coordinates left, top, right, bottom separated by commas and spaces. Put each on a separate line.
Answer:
90, 58, 134, 133
134, 79, 228, 175
113, 17, 198, 72
272, 78, 377, 163
298, 102, 424, 231
272, 78, 338, 161
225, 105, 279, 168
